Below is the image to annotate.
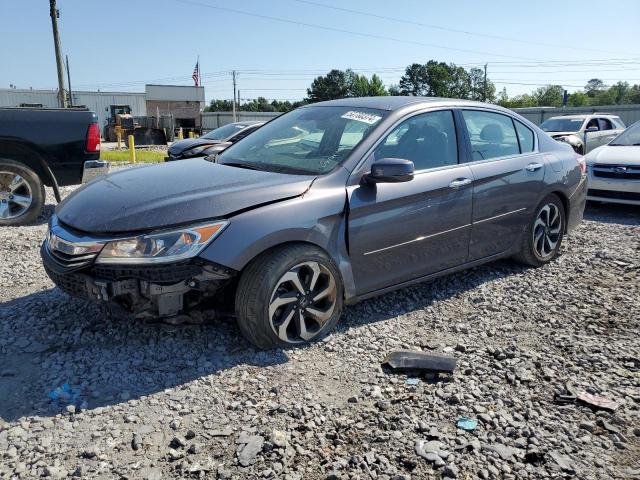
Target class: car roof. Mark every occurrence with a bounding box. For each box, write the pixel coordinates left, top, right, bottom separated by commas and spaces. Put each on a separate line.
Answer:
547, 114, 619, 120
305, 96, 502, 112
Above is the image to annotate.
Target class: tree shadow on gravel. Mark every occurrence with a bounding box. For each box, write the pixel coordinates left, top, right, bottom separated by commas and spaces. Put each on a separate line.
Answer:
0, 288, 290, 422
584, 201, 639, 226
0, 254, 528, 423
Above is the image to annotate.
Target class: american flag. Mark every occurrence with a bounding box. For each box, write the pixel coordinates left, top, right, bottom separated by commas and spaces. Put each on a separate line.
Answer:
192, 60, 200, 87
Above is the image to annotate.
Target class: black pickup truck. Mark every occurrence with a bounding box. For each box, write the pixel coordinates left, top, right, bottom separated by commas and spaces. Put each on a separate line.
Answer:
0, 107, 108, 225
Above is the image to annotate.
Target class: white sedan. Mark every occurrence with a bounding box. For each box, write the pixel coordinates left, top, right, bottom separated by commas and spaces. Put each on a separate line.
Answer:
586, 121, 640, 205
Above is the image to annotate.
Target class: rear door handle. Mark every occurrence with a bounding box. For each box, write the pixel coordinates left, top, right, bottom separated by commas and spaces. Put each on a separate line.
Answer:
525, 162, 543, 172
449, 178, 472, 189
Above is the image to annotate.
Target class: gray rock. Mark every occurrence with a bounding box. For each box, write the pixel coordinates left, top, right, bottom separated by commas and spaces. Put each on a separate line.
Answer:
237, 435, 264, 467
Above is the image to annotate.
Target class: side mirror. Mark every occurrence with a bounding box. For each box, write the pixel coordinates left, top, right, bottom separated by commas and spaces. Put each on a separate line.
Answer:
584, 126, 599, 134
365, 158, 414, 184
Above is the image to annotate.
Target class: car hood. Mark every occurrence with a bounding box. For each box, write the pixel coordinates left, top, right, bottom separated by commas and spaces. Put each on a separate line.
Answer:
586, 145, 640, 165
56, 159, 315, 233
548, 131, 580, 137
168, 138, 224, 155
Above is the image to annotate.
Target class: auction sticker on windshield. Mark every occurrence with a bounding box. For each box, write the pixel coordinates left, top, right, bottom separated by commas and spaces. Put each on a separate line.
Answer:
341, 111, 382, 125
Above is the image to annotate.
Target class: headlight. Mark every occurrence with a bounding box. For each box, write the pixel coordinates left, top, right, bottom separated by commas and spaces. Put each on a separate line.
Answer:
183, 145, 209, 157
95, 221, 228, 264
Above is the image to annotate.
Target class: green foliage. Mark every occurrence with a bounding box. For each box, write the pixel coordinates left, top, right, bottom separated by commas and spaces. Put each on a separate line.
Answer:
397, 61, 495, 101
204, 99, 234, 112
306, 69, 388, 103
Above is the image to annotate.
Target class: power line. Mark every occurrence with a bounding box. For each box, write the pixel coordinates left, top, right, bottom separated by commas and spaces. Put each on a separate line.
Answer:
175, 0, 545, 61
291, 0, 640, 57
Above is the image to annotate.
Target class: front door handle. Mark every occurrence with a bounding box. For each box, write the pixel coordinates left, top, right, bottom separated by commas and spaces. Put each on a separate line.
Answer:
449, 178, 472, 189
525, 162, 543, 172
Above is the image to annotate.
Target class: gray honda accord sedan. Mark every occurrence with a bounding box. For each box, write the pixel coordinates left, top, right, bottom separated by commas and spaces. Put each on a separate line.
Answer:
42, 97, 587, 348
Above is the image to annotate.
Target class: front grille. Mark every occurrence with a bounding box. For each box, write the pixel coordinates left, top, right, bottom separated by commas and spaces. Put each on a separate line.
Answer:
47, 245, 98, 271
592, 164, 640, 180
92, 263, 201, 283
43, 262, 90, 299
588, 189, 640, 201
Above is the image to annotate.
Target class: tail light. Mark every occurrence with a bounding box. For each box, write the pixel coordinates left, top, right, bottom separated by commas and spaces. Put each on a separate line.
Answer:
575, 153, 586, 175
85, 123, 101, 152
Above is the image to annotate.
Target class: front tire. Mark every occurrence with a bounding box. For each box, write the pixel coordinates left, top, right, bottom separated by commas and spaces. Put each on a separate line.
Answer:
514, 194, 565, 267
0, 159, 45, 226
235, 244, 344, 349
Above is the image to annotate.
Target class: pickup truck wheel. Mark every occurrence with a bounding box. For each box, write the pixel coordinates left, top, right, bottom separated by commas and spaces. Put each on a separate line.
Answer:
0, 159, 45, 226
235, 244, 344, 349
513, 194, 565, 267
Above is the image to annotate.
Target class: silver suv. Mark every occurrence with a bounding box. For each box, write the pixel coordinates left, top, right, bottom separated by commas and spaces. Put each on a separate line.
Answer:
540, 114, 626, 154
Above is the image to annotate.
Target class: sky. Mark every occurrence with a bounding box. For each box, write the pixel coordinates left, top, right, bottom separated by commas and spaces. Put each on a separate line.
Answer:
1, 0, 639, 103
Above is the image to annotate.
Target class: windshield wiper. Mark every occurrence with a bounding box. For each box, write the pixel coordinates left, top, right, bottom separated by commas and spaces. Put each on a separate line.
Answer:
220, 161, 267, 171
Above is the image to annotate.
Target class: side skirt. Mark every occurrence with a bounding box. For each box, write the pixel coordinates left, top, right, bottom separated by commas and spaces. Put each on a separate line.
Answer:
346, 250, 514, 305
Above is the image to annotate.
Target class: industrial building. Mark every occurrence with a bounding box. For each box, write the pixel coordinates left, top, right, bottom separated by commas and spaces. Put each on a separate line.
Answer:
0, 84, 205, 136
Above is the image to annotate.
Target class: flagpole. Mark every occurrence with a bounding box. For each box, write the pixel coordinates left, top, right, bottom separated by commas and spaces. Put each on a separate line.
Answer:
197, 55, 200, 86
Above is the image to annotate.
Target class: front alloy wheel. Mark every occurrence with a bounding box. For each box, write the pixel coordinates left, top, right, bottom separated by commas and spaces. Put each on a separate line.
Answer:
268, 261, 337, 344
235, 244, 344, 349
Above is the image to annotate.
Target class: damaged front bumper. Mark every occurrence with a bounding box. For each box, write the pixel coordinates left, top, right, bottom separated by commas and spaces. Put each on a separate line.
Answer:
41, 236, 237, 321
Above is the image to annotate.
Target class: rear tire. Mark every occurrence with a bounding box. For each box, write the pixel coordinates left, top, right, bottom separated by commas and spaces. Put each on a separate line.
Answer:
513, 194, 565, 267
235, 244, 344, 349
0, 159, 45, 226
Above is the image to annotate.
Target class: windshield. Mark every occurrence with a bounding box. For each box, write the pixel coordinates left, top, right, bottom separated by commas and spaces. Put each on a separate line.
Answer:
609, 121, 640, 146
540, 118, 584, 132
203, 123, 249, 140
218, 106, 386, 174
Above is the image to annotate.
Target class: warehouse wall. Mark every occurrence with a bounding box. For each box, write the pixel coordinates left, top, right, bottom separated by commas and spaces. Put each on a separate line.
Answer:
0, 88, 146, 129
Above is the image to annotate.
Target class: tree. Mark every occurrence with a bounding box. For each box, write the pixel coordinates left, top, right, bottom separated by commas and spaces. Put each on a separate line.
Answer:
204, 99, 234, 112
399, 63, 429, 96
585, 78, 605, 97
533, 85, 564, 107
388, 84, 401, 96
367, 74, 388, 96
567, 92, 591, 107
307, 69, 350, 103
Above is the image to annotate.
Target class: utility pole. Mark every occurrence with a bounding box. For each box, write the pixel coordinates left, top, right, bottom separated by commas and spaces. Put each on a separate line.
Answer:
483, 63, 488, 102
232, 70, 237, 122
237, 90, 241, 115
65, 55, 72, 106
49, 0, 67, 108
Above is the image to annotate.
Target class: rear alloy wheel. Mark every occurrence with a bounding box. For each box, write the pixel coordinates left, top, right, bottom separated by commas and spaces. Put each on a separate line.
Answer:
0, 160, 45, 226
236, 244, 343, 349
514, 194, 565, 267
532, 203, 562, 260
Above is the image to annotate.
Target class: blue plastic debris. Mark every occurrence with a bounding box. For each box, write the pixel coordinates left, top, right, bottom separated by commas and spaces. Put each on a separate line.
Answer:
405, 377, 420, 385
456, 417, 478, 431
48, 383, 82, 407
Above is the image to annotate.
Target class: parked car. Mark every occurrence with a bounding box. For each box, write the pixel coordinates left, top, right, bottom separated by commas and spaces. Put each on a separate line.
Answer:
0, 107, 107, 225
540, 113, 625, 154
41, 97, 587, 349
165, 121, 263, 161
585, 120, 640, 205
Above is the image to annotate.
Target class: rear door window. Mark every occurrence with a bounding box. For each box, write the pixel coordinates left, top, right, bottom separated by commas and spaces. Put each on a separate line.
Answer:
514, 120, 535, 153
598, 118, 614, 131
461, 110, 520, 161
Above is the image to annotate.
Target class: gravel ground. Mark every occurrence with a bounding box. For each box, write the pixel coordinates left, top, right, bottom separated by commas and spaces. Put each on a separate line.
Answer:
0, 167, 638, 479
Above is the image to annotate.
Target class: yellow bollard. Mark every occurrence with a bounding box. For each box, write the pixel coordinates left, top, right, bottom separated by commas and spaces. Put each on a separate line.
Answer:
189, 131, 194, 139
116, 130, 122, 149
128, 135, 136, 163
177, 127, 183, 140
